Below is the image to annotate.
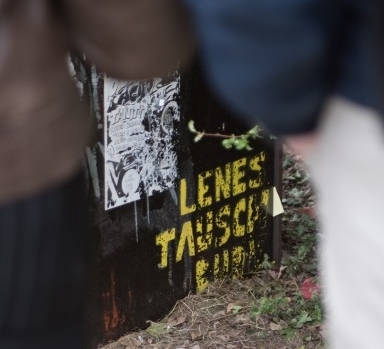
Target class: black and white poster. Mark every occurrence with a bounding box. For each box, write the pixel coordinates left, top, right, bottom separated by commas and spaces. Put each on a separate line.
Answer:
104, 74, 180, 210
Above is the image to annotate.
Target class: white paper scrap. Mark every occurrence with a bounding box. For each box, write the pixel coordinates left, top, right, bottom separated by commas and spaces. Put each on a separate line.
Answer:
267, 187, 284, 217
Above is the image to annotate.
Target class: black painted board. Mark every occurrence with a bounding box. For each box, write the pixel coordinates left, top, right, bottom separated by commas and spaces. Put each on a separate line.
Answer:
74, 59, 281, 348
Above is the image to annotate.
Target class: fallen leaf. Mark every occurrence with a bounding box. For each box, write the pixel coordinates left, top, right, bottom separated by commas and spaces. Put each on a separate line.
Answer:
234, 314, 249, 323
227, 329, 242, 337
213, 310, 225, 318
190, 331, 201, 341
227, 303, 242, 314
167, 316, 187, 327
278, 266, 287, 279
300, 278, 320, 300
297, 206, 317, 218
190, 345, 201, 349
114, 345, 126, 349
270, 322, 282, 331
267, 270, 277, 279
242, 278, 254, 288
320, 324, 328, 338
226, 303, 235, 313
145, 322, 169, 336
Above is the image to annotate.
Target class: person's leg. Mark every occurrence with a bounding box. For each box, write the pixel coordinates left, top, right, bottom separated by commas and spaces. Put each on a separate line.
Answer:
0, 173, 89, 349
306, 96, 384, 349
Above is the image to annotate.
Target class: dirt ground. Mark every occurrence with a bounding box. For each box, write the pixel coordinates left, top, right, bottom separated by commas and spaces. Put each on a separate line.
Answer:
100, 149, 324, 349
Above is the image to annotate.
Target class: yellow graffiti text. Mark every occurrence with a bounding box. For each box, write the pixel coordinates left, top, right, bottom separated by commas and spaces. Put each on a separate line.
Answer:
180, 152, 267, 215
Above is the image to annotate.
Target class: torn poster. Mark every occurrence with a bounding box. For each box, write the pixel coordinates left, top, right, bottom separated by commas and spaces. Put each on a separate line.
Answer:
104, 74, 180, 210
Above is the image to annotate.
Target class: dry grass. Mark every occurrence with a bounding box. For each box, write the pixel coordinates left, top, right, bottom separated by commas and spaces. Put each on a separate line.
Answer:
101, 276, 323, 349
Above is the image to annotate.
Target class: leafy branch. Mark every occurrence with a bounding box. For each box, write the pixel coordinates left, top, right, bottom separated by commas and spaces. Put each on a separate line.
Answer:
188, 120, 264, 151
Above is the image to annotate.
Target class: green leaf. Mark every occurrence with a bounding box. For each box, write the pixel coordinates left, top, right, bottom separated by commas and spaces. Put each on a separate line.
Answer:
188, 120, 197, 133
291, 311, 312, 329
234, 139, 248, 150
232, 305, 242, 314
194, 132, 204, 143
145, 322, 171, 336
222, 138, 235, 149
260, 253, 273, 270
281, 327, 296, 338
247, 125, 263, 139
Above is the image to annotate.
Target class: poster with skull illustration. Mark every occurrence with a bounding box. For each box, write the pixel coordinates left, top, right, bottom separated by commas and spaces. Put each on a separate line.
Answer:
104, 74, 180, 210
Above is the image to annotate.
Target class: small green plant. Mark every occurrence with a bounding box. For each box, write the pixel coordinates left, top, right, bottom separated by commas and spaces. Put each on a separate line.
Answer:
249, 289, 323, 334
290, 310, 312, 329
247, 151, 323, 343
260, 253, 274, 270
249, 295, 290, 321
282, 213, 318, 275
188, 120, 264, 151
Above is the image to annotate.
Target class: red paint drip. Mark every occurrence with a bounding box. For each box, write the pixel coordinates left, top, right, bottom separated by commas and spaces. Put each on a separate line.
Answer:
103, 269, 125, 334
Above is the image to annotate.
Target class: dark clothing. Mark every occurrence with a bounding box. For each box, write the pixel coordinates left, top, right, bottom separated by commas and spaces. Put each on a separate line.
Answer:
0, 174, 89, 349
182, 0, 381, 135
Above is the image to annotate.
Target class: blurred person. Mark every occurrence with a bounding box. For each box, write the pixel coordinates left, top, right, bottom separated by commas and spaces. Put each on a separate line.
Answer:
61, 0, 195, 81
0, 0, 194, 348
181, 0, 384, 348
0, 1, 92, 348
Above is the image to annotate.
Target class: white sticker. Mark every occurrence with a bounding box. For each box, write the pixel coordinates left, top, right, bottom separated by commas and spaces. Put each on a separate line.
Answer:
104, 74, 180, 210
